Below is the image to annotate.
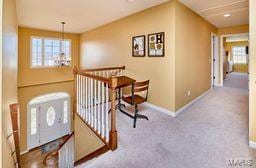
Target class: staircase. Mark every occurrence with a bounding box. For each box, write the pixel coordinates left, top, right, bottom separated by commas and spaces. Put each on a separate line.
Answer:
73, 66, 125, 165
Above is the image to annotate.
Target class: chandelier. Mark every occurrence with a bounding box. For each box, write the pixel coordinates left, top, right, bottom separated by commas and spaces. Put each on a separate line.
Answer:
54, 22, 71, 66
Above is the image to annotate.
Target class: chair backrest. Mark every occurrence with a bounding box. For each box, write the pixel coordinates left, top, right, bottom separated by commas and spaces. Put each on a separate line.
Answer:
134, 80, 150, 100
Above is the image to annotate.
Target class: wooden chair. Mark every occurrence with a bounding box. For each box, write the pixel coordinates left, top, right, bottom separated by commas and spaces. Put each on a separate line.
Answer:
122, 80, 150, 128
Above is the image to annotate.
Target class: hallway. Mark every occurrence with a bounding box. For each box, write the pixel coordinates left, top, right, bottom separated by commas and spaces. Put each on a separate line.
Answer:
79, 74, 255, 168
224, 72, 249, 89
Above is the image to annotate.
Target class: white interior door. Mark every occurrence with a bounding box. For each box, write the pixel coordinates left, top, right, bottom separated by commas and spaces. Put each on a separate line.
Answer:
39, 100, 62, 145
212, 33, 219, 86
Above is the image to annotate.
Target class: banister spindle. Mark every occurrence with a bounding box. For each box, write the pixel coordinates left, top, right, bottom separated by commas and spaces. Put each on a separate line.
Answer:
106, 83, 109, 142
97, 80, 101, 134
78, 75, 81, 115
90, 78, 93, 127
101, 81, 105, 138
94, 79, 97, 131
85, 77, 88, 122
82, 75, 85, 119
88, 77, 91, 125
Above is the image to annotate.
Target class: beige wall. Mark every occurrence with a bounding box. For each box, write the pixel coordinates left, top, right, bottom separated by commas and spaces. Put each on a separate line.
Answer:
79, 0, 218, 112
74, 115, 104, 161
174, 1, 217, 110
218, 24, 249, 35
0, 0, 2, 166
2, 0, 18, 167
80, 1, 176, 111
18, 27, 80, 87
249, 0, 256, 142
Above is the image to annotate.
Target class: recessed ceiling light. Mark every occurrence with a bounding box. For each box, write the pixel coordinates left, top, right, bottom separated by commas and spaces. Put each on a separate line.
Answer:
224, 14, 231, 18
126, 0, 136, 2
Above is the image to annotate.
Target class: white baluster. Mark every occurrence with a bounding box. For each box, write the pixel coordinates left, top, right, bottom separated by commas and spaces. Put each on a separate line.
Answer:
88, 77, 91, 125
101, 81, 105, 138
76, 75, 79, 114
81, 76, 84, 119
94, 79, 97, 131
97, 80, 101, 134
90, 78, 93, 127
85, 77, 88, 122
78, 75, 81, 115
106, 83, 109, 142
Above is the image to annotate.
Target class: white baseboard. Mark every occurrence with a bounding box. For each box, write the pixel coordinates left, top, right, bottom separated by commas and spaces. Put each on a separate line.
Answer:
143, 102, 176, 117
214, 84, 223, 87
249, 141, 256, 149
175, 88, 213, 116
20, 149, 29, 155
143, 88, 213, 118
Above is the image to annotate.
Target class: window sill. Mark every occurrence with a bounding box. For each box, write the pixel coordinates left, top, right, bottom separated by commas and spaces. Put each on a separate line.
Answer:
30, 65, 72, 69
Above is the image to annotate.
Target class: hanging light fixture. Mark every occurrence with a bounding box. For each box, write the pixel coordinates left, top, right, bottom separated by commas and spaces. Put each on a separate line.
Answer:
54, 22, 71, 66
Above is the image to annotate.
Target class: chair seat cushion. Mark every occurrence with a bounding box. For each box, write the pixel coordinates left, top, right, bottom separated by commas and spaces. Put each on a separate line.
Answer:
123, 94, 146, 105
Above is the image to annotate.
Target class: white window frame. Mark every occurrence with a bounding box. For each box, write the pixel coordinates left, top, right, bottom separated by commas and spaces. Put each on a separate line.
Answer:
232, 45, 247, 64
30, 36, 72, 68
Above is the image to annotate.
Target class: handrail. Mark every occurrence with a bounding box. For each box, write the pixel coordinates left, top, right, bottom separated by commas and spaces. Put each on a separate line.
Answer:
76, 70, 110, 84
82, 66, 125, 72
58, 132, 74, 149
43, 132, 74, 166
9, 103, 20, 168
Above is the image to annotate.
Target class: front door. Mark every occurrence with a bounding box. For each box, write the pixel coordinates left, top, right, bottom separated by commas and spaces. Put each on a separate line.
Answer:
39, 100, 62, 145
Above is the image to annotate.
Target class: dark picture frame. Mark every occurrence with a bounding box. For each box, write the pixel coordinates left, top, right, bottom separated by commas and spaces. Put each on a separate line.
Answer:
132, 35, 146, 57
148, 32, 165, 57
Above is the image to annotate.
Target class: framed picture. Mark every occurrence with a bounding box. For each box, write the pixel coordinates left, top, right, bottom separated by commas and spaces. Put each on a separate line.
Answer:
148, 32, 165, 57
132, 35, 145, 57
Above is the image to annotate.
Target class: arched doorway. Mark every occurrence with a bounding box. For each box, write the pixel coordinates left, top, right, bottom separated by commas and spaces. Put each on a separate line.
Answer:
27, 92, 71, 150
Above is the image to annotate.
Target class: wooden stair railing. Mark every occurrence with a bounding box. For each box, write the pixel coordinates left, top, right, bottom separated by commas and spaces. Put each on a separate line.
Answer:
73, 66, 125, 153
43, 132, 75, 167
9, 103, 21, 168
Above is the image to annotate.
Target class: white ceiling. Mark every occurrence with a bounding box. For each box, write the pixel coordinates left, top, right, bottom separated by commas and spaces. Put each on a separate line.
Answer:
179, 0, 249, 28
16, 0, 169, 33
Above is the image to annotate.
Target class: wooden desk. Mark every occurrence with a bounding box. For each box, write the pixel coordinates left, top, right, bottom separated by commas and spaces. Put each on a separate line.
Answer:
113, 76, 136, 119
115, 76, 136, 88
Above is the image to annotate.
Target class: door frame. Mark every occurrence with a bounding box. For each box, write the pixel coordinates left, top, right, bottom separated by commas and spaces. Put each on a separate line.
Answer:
219, 33, 249, 86
211, 32, 219, 88
27, 93, 71, 150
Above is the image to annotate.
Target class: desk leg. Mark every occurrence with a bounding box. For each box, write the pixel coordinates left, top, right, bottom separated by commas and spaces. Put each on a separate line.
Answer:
118, 88, 125, 109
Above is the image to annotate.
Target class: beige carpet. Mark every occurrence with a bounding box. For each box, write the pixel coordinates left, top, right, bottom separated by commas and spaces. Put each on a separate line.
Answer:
78, 73, 256, 168
224, 72, 249, 89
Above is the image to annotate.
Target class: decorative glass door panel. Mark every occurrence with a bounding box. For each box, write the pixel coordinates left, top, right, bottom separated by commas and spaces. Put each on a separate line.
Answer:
39, 101, 62, 145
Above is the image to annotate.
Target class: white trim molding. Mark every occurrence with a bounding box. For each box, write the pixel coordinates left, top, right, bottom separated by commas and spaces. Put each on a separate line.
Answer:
143, 88, 213, 117
143, 88, 213, 118
249, 141, 256, 149
143, 102, 176, 117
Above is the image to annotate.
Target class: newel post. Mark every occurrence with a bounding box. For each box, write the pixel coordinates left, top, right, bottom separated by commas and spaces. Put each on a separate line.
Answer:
73, 66, 78, 120
109, 75, 118, 151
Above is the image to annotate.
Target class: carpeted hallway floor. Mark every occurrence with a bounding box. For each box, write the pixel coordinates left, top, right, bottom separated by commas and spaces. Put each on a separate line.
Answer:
79, 72, 256, 168
224, 72, 249, 89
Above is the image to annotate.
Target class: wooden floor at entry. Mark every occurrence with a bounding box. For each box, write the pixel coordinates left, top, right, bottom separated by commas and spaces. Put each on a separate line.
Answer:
20, 136, 68, 168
